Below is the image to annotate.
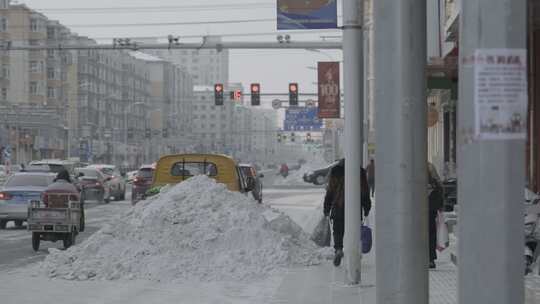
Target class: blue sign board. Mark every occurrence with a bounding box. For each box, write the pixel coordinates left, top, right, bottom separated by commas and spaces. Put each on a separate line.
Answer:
284, 107, 323, 131
277, 0, 338, 30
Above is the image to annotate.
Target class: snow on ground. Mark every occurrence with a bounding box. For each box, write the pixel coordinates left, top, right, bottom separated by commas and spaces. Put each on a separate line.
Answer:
38, 176, 325, 283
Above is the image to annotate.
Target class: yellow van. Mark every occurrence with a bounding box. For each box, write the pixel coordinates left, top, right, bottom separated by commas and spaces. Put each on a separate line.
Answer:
152, 154, 251, 192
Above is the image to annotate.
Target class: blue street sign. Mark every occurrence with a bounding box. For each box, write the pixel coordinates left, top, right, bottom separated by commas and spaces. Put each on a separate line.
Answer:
277, 0, 338, 30
284, 107, 323, 131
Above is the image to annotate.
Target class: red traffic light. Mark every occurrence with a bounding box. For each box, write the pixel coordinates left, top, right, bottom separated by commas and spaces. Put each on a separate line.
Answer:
215, 83, 223, 92
251, 83, 260, 93
289, 83, 298, 92
233, 90, 242, 101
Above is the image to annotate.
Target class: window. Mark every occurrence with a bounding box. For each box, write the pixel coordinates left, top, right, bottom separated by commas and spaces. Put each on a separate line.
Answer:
1, 87, 6, 100
47, 87, 56, 98
0, 0, 9, 9
29, 39, 40, 46
210, 124, 216, 129
201, 105, 207, 110
30, 19, 39, 32
47, 67, 55, 79
29, 61, 38, 72
30, 82, 38, 95
171, 162, 218, 177
2, 64, 9, 79
201, 124, 206, 129
47, 49, 56, 58
47, 27, 55, 39
0, 17, 6, 32
210, 114, 216, 119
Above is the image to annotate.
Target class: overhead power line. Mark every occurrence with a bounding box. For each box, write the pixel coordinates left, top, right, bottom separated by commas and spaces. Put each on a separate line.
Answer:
67, 18, 276, 28
32, 2, 275, 14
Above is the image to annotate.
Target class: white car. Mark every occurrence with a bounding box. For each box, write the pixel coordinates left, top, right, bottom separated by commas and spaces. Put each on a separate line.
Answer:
86, 164, 126, 201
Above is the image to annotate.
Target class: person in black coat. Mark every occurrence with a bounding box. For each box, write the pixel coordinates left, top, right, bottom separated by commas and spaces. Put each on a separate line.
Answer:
323, 159, 371, 266
428, 164, 444, 269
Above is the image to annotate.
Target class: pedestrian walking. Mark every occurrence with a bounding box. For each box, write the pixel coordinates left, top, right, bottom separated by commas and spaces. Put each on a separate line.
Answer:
428, 163, 443, 269
323, 159, 371, 266
367, 159, 375, 197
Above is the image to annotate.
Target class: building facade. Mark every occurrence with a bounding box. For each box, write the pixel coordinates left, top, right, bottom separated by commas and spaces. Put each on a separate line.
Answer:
0, 1, 195, 167
145, 36, 229, 86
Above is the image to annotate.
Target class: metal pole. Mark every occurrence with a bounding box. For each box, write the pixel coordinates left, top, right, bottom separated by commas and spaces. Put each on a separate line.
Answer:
124, 107, 128, 166
343, 0, 364, 285
458, 0, 526, 303
374, 0, 428, 302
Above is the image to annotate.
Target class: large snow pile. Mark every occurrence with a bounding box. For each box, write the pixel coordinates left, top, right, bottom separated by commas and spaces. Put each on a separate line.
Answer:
40, 176, 323, 282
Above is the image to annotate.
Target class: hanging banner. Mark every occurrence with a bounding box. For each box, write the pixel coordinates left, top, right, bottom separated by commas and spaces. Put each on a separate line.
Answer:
473, 49, 528, 140
318, 61, 340, 119
277, 0, 338, 30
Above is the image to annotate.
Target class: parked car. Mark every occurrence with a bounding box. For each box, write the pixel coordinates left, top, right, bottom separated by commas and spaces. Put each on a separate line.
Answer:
0, 172, 56, 229
75, 168, 112, 204
28, 159, 77, 175
126, 170, 138, 184
131, 164, 156, 205
303, 161, 339, 185
87, 164, 126, 201
239, 164, 264, 203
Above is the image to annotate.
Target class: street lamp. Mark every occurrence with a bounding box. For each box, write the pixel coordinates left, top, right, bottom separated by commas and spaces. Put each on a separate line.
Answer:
124, 101, 146, 168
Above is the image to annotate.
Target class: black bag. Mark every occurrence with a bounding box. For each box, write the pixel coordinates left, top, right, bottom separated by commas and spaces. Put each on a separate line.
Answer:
311, 215, 331, 247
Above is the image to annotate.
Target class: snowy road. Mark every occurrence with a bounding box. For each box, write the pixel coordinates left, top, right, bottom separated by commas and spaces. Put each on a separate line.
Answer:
0, 186, 326, 272
0, 199, 131, 272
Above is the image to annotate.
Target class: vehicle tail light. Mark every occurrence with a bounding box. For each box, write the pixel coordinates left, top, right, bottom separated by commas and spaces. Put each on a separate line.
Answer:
0, 192, 12, 200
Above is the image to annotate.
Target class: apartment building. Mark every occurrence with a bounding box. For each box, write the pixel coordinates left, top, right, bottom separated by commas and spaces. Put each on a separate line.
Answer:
145, 36, 229, 86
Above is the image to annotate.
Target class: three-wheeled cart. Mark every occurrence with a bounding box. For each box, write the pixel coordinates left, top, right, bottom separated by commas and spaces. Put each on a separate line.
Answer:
27, 193, 81, 251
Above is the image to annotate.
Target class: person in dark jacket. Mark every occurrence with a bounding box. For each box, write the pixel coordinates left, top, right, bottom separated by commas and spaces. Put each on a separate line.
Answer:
428, 164, 443, 269
54, 169, 72, 183
323, 159, 371, 266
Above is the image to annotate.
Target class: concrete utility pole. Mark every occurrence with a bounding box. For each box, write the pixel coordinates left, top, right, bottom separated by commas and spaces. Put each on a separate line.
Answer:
374, 0, 428, 303
458, 1, 526, 303
343, 0, 364, 285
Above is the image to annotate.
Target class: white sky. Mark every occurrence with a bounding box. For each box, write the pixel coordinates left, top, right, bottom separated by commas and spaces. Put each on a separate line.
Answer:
20, 0, 343, 96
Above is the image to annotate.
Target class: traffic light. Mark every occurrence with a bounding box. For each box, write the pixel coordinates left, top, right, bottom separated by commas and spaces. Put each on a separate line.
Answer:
162, 128, 168, 138
145, 128, 151, 139
291, 132, 296, 142
251, 83, 260, 106
277, 133, 282, 143
230, 90, 242, 102
214, 83, 224, 106
306, 133, 312, 143
289, 83, 298, 106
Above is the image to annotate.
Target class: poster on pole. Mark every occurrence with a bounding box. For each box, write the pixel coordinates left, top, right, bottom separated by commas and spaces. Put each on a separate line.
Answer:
318, 61, 340, 119
277, 0, 338, 30
473, 49, 528, 140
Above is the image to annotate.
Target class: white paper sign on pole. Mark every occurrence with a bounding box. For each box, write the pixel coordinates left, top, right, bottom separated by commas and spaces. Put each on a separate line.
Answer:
474, 48, 528, 140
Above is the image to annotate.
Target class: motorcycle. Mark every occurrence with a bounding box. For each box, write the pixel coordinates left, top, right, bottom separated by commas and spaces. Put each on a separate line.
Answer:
525, 193, 540, 275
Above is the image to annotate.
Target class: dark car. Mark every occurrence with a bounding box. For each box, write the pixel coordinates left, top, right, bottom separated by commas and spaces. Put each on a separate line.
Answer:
75, 168, 112, 204
303, 161, 339, 185
239, 164, 264, 203
131, 164, 155, 205
0, 172, 56, 229
87, 165, 126, 201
